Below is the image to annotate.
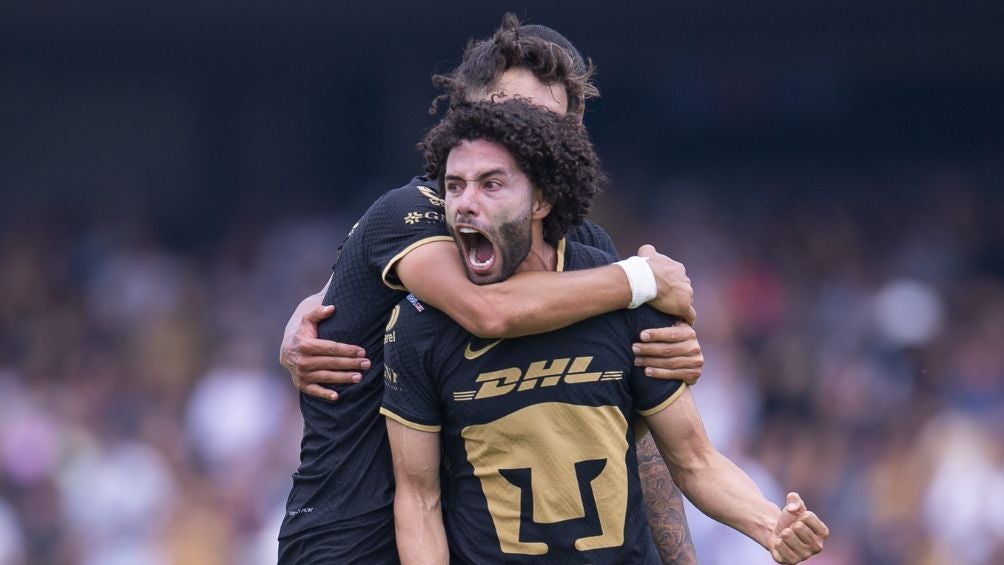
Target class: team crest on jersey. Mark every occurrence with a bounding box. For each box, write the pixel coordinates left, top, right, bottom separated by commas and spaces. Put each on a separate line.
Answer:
461, 403, 630, 555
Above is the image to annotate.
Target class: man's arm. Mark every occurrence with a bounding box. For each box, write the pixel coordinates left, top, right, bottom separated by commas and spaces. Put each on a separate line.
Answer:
645, 389, 829, 564
385, 419, 449, 565
278, 276, 370, 401
280, 242, 701, 400
636, 433, 697, 565
396, 241, 694, 338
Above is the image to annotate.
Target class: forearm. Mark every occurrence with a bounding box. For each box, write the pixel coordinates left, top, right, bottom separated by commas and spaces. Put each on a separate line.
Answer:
387, 420, 448, 565
636, 433, 697, 565
394, 489, 448, 565
647, 390, 780, 551
455, 265, 632, 337
399, 241, 630, 338
672, 449, 780, 549
283, 283, 327, 343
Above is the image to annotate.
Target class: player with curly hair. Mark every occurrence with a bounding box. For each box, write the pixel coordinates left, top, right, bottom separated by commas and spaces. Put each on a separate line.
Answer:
278, 15, 703, 564
419, 99, 605, 249
384, 99, 829, 565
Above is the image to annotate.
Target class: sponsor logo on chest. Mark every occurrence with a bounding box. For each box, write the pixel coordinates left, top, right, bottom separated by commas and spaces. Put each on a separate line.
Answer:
453, 356, 623, 402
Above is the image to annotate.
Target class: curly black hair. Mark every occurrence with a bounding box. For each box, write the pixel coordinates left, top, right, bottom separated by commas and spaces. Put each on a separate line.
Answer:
419, 100, 606, 245
430, 13, 599, 118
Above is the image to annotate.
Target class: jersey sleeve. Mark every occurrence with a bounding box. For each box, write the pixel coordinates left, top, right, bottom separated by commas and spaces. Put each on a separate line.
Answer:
380, 298, 445, 432
365, 182, 454, 290
567, 219, 619, 259
626, 306, 687, 416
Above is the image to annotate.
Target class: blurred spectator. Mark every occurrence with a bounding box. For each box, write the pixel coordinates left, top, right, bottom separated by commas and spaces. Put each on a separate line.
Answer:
1, 163, 1001, 564
0, 499, 24, 565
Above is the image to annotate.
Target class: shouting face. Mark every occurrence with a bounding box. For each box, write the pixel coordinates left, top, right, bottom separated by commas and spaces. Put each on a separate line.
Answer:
443, 139, 550, 285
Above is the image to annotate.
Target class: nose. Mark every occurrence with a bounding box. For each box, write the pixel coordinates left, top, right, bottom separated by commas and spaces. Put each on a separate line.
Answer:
453, 185, 481, 219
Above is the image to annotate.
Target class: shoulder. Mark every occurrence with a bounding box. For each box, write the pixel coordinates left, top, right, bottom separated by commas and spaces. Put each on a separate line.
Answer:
386, 293, 452, 342
628, 304, 680, 331
566, 219, 618, 258
369, 176, 443, 213
362, 177, 446, 241
563, 240, 618, 271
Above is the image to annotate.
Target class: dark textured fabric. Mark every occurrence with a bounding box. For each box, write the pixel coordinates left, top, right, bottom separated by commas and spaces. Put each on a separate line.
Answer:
278, 506, 399, 565
382, 241, 682, 564
281, 177, 448, 541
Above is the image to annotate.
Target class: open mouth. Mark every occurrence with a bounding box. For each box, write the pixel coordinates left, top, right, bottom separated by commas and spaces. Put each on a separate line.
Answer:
456, 226, 496, 274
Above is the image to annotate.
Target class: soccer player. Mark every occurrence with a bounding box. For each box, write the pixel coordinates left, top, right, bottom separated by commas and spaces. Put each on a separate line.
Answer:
279, 15, 702, 564
382, 100, 829, 565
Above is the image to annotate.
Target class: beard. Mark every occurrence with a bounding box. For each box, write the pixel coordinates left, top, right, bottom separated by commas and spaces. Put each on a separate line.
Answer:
491, 214, 533, 283
451, 207, 533, 285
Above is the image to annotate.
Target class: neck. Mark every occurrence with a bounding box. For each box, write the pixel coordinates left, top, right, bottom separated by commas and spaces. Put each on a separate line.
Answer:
515, 222, 556, 273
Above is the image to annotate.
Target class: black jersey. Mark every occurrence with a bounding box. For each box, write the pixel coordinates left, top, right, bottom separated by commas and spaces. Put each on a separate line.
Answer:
280, 176, 618, 548
381, 241, 686, 565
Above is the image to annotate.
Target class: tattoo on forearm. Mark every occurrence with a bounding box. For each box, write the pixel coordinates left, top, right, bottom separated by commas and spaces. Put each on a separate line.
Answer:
637, 434, 698, 565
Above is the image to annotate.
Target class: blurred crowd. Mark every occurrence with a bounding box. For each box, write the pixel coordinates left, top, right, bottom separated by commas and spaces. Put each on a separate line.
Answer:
1, 164, 1002, 565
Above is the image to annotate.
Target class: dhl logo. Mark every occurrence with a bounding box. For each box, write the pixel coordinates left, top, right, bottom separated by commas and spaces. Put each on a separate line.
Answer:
453, 356, 623, 402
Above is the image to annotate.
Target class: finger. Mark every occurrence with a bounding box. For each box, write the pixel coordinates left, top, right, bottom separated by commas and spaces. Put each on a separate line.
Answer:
791, 521, 824, 554
776, 492, 806, 533
684, 306, 698, 326
633, 354, 703, 370
799, 511, 830, 538
302, 383, 339, 402
297, 370, 364, 386
637, 244, 659, 257
296, 338, 367, 360
640, 367, 702, 385
633, 339, 701, 359
302, 304, 336, 325
639, 324, 697, 344
775, 502, 800, 534
786, 492, 807, 514
791, 525, 823, 549
771, 539, 798, 564
780, 526, 814, 560
632, 340, 694, 359
295, 354, 371, 373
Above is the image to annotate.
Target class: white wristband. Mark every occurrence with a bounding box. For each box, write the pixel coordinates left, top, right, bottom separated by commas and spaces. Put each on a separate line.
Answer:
616, 256, 658, 309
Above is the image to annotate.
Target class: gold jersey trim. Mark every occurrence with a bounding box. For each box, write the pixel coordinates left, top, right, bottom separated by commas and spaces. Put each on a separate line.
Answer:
555, 238, 567, 272
636, 383, 688, 417
381, 236, 456, 291
380, 406, 442, 433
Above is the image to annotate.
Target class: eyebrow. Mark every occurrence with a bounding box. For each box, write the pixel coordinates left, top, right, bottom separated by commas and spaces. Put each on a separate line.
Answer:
444, 168, 510, 183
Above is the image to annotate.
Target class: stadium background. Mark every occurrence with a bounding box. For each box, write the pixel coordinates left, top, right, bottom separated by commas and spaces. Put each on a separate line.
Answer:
1, 1, 1002, 563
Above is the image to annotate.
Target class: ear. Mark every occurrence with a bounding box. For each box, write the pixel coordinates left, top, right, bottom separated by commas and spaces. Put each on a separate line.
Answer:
531, 194, 553, 220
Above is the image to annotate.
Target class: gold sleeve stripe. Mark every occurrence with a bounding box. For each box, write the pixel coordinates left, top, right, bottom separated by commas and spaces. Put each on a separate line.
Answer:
636, 383, 689, 417
555, 238, 567, 272
379, 407, 442, 433
381, 236, 456, 291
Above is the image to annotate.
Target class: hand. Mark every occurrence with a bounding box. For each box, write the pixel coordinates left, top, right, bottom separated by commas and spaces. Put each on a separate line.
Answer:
633, 323, 704, 385
279, 305, 371, 401
637, 245, 696, 325
769, 492, 829, 564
